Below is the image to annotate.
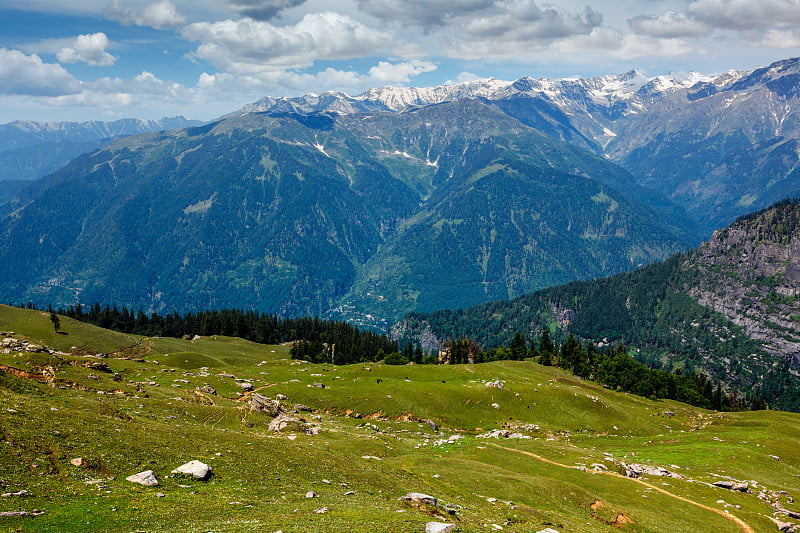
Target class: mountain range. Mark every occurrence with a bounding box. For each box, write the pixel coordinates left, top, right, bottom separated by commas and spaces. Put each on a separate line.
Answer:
0, 116, 201, 204
3, 57, 800, 328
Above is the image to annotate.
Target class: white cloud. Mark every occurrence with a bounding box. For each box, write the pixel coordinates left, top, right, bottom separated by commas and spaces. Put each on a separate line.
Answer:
0, 48, 81, 96
554, 28, 694, 60
56, 33, 116, 66
687, 0, 800, 31
181, 12, 392, 73
760, 28, 800, 47
366, 60, 436, 83
45, 90, 135, 108
628, 11, 710, 38
105, 0, 186, 29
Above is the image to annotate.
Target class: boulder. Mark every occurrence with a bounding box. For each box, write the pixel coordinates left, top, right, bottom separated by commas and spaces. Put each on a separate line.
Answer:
400, 492, 437, 506
485, 380, 504, 389
171, 460, 212, 481
250, 394, 283, 417
624, 464, 683, 479
426, 522, 456, 533
199, 385, 217, 395
294, 404, 312, 412
712, 480, 735, 490
537, 529, 560, 533
238, 382, 254, 391
70, 458, 87, 467
311, 382, 325, 388
126, 470, 159, 486
425, 419, 439, 432
306, 491, 318, 498
268, 414, 308, 434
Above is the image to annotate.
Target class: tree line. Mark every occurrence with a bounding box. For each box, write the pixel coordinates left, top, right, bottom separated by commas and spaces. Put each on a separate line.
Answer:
30, 302, 399, 366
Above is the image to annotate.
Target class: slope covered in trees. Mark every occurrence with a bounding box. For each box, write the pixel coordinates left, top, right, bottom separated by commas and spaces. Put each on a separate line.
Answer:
394, 199, 800, 411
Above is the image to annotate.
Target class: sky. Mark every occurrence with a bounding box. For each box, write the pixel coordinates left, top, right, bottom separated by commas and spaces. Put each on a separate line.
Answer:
1, 0, 799, 123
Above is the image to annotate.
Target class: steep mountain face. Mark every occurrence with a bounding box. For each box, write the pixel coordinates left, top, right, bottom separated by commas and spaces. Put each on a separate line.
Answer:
236, 57, 800, 234
0, 116, 202, 187
0, 100, 691, 322
393, 199, 800, 410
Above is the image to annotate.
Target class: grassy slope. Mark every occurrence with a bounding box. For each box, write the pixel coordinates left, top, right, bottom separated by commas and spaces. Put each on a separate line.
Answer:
0, 305, 798, 532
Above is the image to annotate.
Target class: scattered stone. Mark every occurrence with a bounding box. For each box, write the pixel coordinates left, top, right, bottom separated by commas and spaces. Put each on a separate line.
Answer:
200, 385, 217, 395
425, 419, 438, 432
1, 490, 28, 498
344, 491, 355, 496
732, 482, 751, 493
314, 507, 329, 514
70, 458, 88, 467
126, 470, 159, 486
491, 403, 500, 409
276, 394, 288, 400
662, 411, 675, 417
239, 382, 254, 391
306, 491, 318, 499
477, 429, 511, 439
426, 522, 456, 533
485, 380, 504, 389
268, 414, 308, 434
536, 529, 560, 533
362, 456, 382, 461
294, 404, 312, 412
171, 460, 212, 481
250, 394, 283, 417
400, 493, 437, 506
0, 511, 30, 518
770, 455, 781, 461
311, 382, 325, 388
712, 481, 735, 490
156, 493, 165, 498
624, 464, 683, 479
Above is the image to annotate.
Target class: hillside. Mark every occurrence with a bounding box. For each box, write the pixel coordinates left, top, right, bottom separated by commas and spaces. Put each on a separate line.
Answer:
0, 99, 692, 324
394, 199, 800, 412
1, 305, 800, 532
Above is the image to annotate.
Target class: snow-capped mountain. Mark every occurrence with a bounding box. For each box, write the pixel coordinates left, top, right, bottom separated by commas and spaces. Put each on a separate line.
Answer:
0, 116, 201, 154
239, 57, 800, 233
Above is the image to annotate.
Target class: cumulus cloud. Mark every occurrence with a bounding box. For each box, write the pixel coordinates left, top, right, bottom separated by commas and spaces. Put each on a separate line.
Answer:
686, 0, 800, 31
56, 33, 116, 66
446, 2, 603, 58
628, 11, 710, 38
356, 0, 493, 28
760, 28, 800, 47
105, 0, 186, 29
226, 0, 307, 20
0, 48, 81, 96
182, 12, 392, 73
554, 27, 694, 59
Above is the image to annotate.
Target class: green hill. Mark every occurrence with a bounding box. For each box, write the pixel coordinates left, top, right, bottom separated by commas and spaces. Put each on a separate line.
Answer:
394, 199, 800, 412
1, 305, 799, 532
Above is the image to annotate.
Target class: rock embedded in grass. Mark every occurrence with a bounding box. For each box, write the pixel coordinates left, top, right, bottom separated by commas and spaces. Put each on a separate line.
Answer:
126, 470, 159, 486
171, 460, 212, 481
426, 522, 456, 533
400, 493, 437, 506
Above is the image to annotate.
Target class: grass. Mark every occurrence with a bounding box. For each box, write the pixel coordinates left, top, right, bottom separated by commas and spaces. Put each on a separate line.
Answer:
0, 305, 798, 532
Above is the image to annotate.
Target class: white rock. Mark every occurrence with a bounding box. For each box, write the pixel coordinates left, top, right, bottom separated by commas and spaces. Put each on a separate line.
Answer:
400, 492, 437, 506
426, 522, 456, 533
126, 470, 158, 486
171, 460, 212, 481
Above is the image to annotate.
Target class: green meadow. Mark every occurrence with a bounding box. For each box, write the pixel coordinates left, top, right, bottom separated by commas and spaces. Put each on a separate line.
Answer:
0, 305, 797, 532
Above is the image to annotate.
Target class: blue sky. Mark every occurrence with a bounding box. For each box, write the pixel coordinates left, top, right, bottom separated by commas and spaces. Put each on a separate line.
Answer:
1, 0, 799, 123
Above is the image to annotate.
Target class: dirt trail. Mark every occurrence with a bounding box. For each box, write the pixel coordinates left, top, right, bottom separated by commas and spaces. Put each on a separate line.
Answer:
488, 442, 756, 533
